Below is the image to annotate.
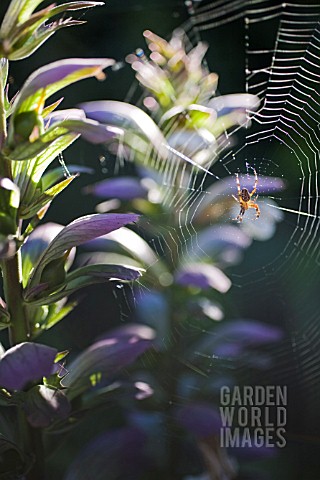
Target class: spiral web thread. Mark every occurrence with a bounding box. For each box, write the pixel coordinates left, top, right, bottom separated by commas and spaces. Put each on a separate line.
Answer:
111, 0, 320, 427
181, 0, 320, 424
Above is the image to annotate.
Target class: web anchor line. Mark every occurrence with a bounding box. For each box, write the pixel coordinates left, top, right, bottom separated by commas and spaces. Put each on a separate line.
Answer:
267, 203, 320, 219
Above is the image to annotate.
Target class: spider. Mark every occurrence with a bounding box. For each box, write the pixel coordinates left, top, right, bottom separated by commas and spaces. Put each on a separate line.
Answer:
233, 168, 260, 222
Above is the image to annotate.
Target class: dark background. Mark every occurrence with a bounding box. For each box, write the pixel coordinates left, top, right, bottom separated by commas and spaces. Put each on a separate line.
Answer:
1, 1, 319, 478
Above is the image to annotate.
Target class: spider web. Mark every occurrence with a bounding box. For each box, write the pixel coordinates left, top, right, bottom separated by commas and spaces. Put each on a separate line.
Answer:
108, 0, 320, 455
178, 0, 320, 441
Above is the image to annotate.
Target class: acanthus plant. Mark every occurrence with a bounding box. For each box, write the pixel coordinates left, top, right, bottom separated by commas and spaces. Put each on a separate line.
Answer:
79, 30, 286, 479
0, 1, 151, 479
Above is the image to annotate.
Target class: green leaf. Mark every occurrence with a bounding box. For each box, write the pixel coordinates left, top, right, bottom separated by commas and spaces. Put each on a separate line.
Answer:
7, 123, 75, 161
12, 110, 44, 142
18, 1, 103, 26
9, 5, 59, 49
12, 132, 77, 208
0, 59, 8, 89
39, 253, 70, 289
9, 19, 84, 61
0, 0, 41, 37
41, 165, 93, 190
44, 300, 78, 331
0, 178, 20, 235
42, 98, 64, 118
19, 174, 77, 219
16, 0, 45, 24
55, 350, 69, 364
21, 223, 65, 287
47, 1, 104, 16
160, 104, 216, 128
0, 304, 10, 330
8, 114, 119, 207
0, 2, 104, 60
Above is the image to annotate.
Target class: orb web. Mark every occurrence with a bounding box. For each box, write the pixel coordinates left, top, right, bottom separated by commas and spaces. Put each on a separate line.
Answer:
182, 0, 320, 427
108, 0, 320, 432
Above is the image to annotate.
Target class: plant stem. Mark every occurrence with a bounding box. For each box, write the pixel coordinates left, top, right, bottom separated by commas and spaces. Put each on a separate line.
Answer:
0, 61, 45, 480
0, 60, 7, 150
2, 249, 29, 345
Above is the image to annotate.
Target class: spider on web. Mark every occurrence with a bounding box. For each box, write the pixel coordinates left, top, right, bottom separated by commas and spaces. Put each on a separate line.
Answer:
233, 168, 260, 222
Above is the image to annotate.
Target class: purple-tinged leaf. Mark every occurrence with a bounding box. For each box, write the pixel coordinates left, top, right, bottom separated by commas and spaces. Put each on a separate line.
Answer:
26, 264, 144, 305
196, 225, 251, 250
187, 225, 252, 266
62, 324, 155, 395
27, 213, 139, 288
62, 119, 123, 144
235, 199, 284, 241
48, 109, 123, 144
191, 175, 285, 226
66, 263, 143, 283
13, 58, 115, 116
23, 384, 71, 428
80, 100, 168, 158
175, 263, 231, 293
0, 343, 57, 391
213, 343, 243, 357
208, 93, 259, 117
47, 108, 86, 122
175, 403, 222, 438
214, 320, 283, 344
87, 176, 148, 200
65, 427, 148, 480
189, 320, 283, 363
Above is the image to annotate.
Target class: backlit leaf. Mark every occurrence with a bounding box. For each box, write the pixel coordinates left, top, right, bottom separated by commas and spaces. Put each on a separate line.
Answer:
26, 213, 139, 289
